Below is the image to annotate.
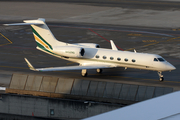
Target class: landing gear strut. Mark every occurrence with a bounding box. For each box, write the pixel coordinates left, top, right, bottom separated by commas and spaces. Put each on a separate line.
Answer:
82, 69, 87, 77
157, 71, 164, 82
97, 69, 102, 73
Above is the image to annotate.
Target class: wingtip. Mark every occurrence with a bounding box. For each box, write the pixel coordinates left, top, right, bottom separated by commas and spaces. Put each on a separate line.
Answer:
110, 40, 118, 51
3, 24, 9, 26
24, 58, 37, 71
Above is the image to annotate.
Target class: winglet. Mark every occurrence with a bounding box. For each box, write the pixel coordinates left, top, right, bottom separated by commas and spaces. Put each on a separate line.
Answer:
110, 40, 118, 51
24, 58, 38, 71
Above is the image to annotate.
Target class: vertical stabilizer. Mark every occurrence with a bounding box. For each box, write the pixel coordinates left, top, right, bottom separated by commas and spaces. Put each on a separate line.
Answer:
4, 18, 66, 51
23, 18, 66, 50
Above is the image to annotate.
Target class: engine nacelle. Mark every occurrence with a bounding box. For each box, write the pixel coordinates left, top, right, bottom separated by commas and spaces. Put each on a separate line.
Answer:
73, 43, 100, 48
53, 46, 85, 58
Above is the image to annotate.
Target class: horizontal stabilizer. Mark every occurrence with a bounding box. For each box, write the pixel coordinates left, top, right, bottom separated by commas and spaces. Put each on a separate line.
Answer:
4, 18, 45, 26
4, 23, 43, 26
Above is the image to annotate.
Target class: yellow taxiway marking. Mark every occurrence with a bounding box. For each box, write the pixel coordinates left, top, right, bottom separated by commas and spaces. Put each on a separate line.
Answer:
125, 48, 135, 51
143, 37, 180, 47
128, 33, 163, 39
66, 62, 76, 65
0, 33, 12, 46
143, 42, 160, 47
0, 66, 28, 69
126, 34, 180, 51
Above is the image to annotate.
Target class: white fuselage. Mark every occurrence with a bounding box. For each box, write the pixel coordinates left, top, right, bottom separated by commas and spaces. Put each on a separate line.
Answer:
38, 46, 175, 72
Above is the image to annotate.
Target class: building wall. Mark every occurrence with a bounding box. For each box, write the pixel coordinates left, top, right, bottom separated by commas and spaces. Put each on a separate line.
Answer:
0, 94, 120, 119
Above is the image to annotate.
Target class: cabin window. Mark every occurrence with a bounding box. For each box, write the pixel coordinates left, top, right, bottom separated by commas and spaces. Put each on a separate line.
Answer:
103, 56, 107, 59
158, 58, 165, 62
110, 57, 114, 60
154, 58, 158, 61
96, 55, 99, 58
132, 59, 136, 62
117, 57, 121, 61
124, 58, 128, 62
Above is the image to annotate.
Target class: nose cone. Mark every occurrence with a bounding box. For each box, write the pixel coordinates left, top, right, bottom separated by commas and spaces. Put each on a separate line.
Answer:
166, 62, 176, 71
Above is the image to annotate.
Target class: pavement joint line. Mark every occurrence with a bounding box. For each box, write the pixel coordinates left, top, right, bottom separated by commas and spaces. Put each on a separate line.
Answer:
50, 25, 173, 37
118, 0, 180, 6
0, 33, 12, 46
110, 75, 158, 81
111, 75, 180, 83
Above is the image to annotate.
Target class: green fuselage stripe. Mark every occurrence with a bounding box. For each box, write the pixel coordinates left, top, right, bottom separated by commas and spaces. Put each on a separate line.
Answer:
31, 26, 53, 50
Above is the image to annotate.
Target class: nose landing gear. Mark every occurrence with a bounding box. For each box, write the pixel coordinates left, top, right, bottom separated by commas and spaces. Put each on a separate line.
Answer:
158, 71, 164, 82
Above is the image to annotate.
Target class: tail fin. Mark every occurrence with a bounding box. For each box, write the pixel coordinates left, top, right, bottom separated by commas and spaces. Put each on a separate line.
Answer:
4, 18, 66, 50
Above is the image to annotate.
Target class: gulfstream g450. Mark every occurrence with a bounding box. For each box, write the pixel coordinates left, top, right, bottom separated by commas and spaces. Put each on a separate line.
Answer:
4, 18, 176, 81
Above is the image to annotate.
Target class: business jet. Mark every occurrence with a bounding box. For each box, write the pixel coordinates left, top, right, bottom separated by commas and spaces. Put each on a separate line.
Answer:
4, 18, 176, 81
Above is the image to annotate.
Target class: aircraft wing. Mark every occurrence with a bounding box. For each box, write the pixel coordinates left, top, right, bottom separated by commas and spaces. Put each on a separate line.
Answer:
24, 58, 116, 72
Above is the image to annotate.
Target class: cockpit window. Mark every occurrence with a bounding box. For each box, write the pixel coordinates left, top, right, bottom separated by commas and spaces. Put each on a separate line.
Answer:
154, 58, 158, 61
158, 58, 165, 62
154, 58, 165, 62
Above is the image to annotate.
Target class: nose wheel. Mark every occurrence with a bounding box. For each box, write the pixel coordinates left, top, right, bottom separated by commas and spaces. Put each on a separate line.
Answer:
158, 71, 164, 82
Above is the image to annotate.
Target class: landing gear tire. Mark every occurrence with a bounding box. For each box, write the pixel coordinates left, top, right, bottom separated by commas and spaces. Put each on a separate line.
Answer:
157, 71, 164, 82
82, 69, 87, 77
97, 69, 102, 73
160, 77, 164, 82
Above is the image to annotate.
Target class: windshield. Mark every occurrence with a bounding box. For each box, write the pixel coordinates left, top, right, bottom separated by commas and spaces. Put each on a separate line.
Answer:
154, 58, 165, 62
158, 58, 165, 62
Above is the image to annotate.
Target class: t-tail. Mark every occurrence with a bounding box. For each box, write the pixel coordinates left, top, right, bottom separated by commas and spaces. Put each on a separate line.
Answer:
4, 18, 66, 51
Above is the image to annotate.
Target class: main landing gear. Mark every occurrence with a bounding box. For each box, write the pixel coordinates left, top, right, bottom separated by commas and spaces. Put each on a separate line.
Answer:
97, 69, 102, 73
157, 71, 164, 82
81, 69, 103, 77
82, 69, 87, 77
